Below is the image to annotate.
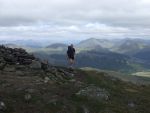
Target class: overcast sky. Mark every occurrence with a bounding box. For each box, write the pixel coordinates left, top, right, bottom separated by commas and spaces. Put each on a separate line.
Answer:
0, 0, 150, 41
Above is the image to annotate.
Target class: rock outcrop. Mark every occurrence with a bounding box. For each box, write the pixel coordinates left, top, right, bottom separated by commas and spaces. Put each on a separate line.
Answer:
0, 45, 35, 66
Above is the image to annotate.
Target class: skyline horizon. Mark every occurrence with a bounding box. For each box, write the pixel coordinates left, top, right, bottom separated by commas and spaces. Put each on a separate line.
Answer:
1, 37, 150, 47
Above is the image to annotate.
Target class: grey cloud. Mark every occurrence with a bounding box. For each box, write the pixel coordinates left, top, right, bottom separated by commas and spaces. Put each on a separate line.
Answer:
0, 0, 150, 40
0, 0, 149, 27
0, 16, 36, 26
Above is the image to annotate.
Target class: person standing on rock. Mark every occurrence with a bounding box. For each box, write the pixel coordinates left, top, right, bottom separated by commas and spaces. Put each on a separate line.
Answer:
67, 44, 76, 69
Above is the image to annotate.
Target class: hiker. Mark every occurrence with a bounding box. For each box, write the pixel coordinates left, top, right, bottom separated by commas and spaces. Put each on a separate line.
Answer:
67, 44, 75, 68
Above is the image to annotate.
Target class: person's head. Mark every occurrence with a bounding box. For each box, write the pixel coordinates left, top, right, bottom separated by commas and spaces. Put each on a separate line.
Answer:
71, 44, 74, 48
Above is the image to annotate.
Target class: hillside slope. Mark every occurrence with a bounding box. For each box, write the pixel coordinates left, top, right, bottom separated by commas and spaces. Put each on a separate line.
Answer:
111, 38, 149, 55
48, 50, 146, 73
0, 66, 150, 113
0, 46, 150, 113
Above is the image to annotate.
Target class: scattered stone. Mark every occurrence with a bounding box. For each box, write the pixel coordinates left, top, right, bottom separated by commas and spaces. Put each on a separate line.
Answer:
48, 98, 57, 105
44, 77, 50, 83
3, 65, 16, 72
74, 81, 85, 88
58, 68, 74, 77
0, 101, 6, 111
111, 77, 118, 81
0, 58, 6, 64
41, 60, 49, 71
70, 73, 74, 77
15, 65, 27, 70
15, 71, 25, 76
69, 79, 76, 83
128, 102, 135, 108
82, 106, 89, 113
30, 60, 41, 69
76, 85, 109, 101
24, 94, 32, 101
4, 54, 17, 64
0, 62, 7, 70
26, 88, 36, 93
1, 83, 12, 88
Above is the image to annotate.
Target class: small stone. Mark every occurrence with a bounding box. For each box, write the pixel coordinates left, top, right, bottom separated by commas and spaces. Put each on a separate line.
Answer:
128, 102, 135, 108
26, 88, 35, 93
70, 73, 74, 77
44, 77, 50, 83
30, 60, 41, 69
75, 81, 84, 88
3, 66, 15, 72
48, 98, 57, 105
0, 101, 6, 111
69, 79, 76, 83
16, 71, 24, 76
24, 94, 32, 101
82, 106, 89, 113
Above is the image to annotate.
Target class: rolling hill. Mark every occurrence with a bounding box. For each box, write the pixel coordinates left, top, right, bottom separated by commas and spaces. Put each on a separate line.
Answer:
133, 47, 150, 64
76, 38, 114, 51
47, 50, 146, 73
111, 38, 150, 55
46, 43, 67, 49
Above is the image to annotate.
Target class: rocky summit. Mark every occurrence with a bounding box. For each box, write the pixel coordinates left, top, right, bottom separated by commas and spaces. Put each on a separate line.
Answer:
0, 46, 150, 113
0, 45, 35, 66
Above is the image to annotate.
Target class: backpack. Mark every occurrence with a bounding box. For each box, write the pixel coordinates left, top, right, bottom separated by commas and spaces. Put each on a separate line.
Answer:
67, 46, 75, 55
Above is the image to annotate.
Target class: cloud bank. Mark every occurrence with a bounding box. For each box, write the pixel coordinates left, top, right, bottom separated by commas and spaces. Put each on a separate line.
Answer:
0, 0, 150, 41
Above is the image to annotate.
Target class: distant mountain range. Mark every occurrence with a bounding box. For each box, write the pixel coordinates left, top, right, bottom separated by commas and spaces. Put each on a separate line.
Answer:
76, 38, 150, 54
2, 38, 150, 73
28, 38, 150, 72
49, 50, 142, 72
77, 38, 114, 49
0, 39, 50, 48
111, 38, 150, 55
46, 43, 67, 49
4, 43, 22, 48
133, 48, 150, 63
